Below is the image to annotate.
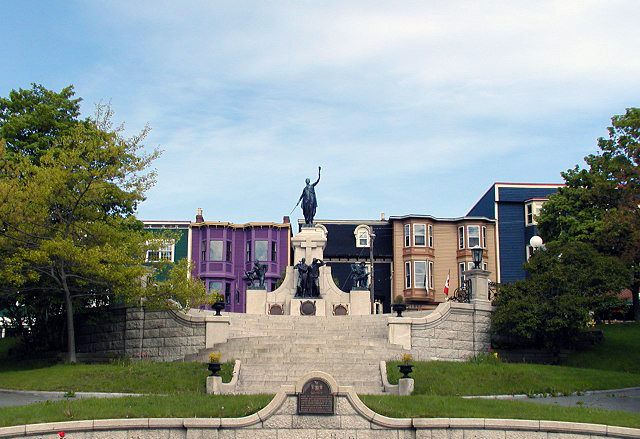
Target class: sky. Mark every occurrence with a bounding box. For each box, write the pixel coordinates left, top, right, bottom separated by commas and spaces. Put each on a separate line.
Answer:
2, 1, 639, 226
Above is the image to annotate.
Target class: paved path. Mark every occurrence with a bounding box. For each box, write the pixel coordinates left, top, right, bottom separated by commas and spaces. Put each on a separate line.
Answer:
464, 387, 640, 413
0, 389, 142, 408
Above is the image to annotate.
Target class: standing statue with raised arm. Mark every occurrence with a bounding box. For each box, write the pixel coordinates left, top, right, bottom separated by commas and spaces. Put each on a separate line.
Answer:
297, 166, 321, 224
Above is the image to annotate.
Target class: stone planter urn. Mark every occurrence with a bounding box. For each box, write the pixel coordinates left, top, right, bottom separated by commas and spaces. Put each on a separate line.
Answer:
212, 301, 225, 316
207, 362, 221, 376
398, 364, 413, 379
392, 303, 406, 317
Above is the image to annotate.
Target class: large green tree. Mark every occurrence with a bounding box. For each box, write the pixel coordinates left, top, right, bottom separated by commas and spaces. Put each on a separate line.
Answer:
537, 108, 640, 320
0, 85, 205, 362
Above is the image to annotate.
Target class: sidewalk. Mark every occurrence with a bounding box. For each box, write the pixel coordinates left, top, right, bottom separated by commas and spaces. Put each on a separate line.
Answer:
0, 389, 143, 408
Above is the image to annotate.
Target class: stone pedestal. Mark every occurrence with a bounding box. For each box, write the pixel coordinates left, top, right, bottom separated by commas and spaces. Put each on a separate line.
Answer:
388, 317, 412, 349
464, 268, 491, 305
206, 376, 222, 394
246, 288, 267, 315
398, 378, 414, 396
349, 289, 371, 316
291, 225, 327, 264
290, 298, 326, 316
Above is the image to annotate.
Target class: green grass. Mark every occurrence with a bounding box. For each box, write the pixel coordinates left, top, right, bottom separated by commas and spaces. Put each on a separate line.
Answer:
385, 360, 640, 396
0, 394, 274, 428
360, 395, 640, 428
0, 322, 639, 428
564, 322, 640, 374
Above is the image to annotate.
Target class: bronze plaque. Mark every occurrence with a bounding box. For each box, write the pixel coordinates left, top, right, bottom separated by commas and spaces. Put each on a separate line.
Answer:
297, 379, 334, 415
300, 300, 316, 316
333, 304, 348, 316
269, 304, 283, 315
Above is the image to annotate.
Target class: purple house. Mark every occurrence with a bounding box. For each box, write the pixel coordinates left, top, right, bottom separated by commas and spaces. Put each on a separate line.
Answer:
190, 209, 292, 313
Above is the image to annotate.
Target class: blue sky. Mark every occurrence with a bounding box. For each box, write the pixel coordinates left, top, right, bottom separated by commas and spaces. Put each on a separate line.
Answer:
3, 1, 639, 225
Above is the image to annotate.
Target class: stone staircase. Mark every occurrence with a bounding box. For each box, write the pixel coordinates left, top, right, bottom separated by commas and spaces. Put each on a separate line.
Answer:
187, 313, 411, 394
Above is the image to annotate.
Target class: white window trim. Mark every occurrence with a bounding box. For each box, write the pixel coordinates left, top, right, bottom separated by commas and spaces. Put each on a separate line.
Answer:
404, 224, 411, 247
458, 226, 465, 249
428, 224, 434, 248
405, 261, 411, 289
525, 200, 545, 226
467, 225, 481, 249
482, 226, 487, 248
414, 260, 427, 289
459, 262, 466, 286
145, 239, 176, 263
428, 261, 434, 290
413, 224, 427, 247
354, 224, 371, 248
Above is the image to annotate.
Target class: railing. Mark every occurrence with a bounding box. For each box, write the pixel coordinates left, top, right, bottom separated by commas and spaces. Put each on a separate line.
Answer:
450, 280, 471, 303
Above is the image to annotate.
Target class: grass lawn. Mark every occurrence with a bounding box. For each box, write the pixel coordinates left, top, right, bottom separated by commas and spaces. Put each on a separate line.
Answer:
0, 322, 639, 428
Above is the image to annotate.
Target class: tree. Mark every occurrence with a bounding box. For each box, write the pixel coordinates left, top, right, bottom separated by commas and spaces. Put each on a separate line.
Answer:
537, 108, 640, 320
491, 241, 629, 349
0, 85, 204, 362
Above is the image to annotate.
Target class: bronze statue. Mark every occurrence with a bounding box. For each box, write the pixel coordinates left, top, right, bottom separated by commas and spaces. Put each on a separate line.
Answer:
294, 258, 310, 297
350, 262, 369, 289
297, 166, 321, 224
310, 258, 325, 297
245, 261, 267, 289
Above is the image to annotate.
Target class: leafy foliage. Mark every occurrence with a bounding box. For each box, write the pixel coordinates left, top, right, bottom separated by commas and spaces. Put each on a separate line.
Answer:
491, 242, 628, 349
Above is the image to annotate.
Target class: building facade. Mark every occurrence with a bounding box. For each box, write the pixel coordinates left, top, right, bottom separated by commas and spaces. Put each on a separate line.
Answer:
142, 220, 191, 281
388, 215, 497, 307
467, 182, 563, 283
191, 211, 292, 313
304, 219, 393, 313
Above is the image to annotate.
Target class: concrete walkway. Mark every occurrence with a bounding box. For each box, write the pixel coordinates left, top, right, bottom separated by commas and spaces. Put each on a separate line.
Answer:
463, 387, 640, 413
0, 389, 143, 408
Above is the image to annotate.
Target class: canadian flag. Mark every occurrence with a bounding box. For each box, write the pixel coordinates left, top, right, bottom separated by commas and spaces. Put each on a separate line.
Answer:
444, 271, 450, 296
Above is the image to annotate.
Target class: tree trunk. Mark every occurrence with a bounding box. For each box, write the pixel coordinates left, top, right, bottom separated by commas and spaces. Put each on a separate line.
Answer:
61, 268, 77, 363
633, 281, 640, 322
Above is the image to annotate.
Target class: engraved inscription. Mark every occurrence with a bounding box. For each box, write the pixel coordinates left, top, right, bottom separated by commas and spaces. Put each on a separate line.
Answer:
297, 378, 334, 415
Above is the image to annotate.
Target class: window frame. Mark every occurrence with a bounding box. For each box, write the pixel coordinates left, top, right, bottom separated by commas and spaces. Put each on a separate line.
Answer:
458, 226, 465, 249
271, 241, 277, 261
525, 201, 544, 226
413, 224, 426, 247
482, 226, 487, 248
467, 225, 481, 248
355, 225, 371, 248
405, 261, 411, 289
429, 261, 434, 290
201, 240, 207, 261
414, 260, 427, 289
145, 239, 175, 263
428, 224, 434, 248
226, 241, 232, 262
459, 262, 466, 286
255, 240, 269, 262
404, 224, 411, 247
246, 241, 251, 262
209, 240, 224, 261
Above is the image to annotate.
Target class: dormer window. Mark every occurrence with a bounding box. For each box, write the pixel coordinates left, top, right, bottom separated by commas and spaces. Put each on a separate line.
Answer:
525, 200, 545, 225
354, 225, 371, 247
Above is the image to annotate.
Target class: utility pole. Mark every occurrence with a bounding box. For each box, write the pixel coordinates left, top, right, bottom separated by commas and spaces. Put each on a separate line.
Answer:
369, 229, 376, 314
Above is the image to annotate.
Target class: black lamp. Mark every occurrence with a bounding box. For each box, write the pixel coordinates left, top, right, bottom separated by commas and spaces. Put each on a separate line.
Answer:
471, 246, 483, 269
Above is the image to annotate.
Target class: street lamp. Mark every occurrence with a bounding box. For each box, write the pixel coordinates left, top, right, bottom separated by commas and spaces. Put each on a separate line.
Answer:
471, 246, 483, 269
529, 235, 544, 251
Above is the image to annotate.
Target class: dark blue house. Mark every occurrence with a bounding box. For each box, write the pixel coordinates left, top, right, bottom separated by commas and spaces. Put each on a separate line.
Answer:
467, 183, 562, 284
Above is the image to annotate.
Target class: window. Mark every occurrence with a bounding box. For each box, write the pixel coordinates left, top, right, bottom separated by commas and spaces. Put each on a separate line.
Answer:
255, 240, 268, 261
404, 224, 410, 247
208, 281, 223, 295
414, 261, 427, 288
201, 240, 206, 261
429, 261, 434, 290
354, 225, 371, 247
483, 262, 488, 271
525, 201, 544, 225
428, 224, 434, 248
459, 263, 466, 286
246, 241, 251, 261
458, 227, 465, 249
145, 240, 175, 262
413, 224, 426, 246
271, 241, 277, 261
226, 241, 232, 262
468, 226, 480, 248
235, 289, 240, 303
209, 240, 223, 261
526, 245, 535, 261
482, 226, 487, 248
225, 283, 231, 304
405, 261, 411, 289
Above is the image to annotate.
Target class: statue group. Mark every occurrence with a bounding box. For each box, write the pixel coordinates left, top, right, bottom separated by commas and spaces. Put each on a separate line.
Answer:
350, 261, 369, 289
245, 261, 267, 289
294, 257, 325, 297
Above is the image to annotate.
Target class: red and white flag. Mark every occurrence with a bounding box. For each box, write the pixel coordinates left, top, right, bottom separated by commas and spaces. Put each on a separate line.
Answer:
444, 271, 450, 296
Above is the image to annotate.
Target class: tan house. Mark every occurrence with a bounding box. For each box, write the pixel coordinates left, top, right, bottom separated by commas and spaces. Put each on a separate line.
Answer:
389, 215, 497, 308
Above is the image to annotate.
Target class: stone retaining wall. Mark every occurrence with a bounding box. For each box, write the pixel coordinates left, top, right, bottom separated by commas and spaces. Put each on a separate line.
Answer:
2, 378, 639, 439
76, 307, 207, 362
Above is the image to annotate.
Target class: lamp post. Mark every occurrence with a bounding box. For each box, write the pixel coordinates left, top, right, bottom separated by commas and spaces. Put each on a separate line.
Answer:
530, 235, 544, 251
471, 246, 483, 269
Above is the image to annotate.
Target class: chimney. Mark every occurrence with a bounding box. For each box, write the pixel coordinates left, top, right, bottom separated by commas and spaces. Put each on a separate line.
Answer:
196, 208, 204, 223
282, 216, 290, 224
380, 212, 385, 221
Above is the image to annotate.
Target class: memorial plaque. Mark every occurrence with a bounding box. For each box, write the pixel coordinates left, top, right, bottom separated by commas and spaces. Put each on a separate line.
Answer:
333, 304, 348, 316
297, 379, 334, 415
269, 304, 283, 315
300, 300, 316, 316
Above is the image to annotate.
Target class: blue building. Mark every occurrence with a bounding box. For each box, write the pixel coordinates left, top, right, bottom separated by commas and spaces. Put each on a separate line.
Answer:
467, 183, 563, 284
